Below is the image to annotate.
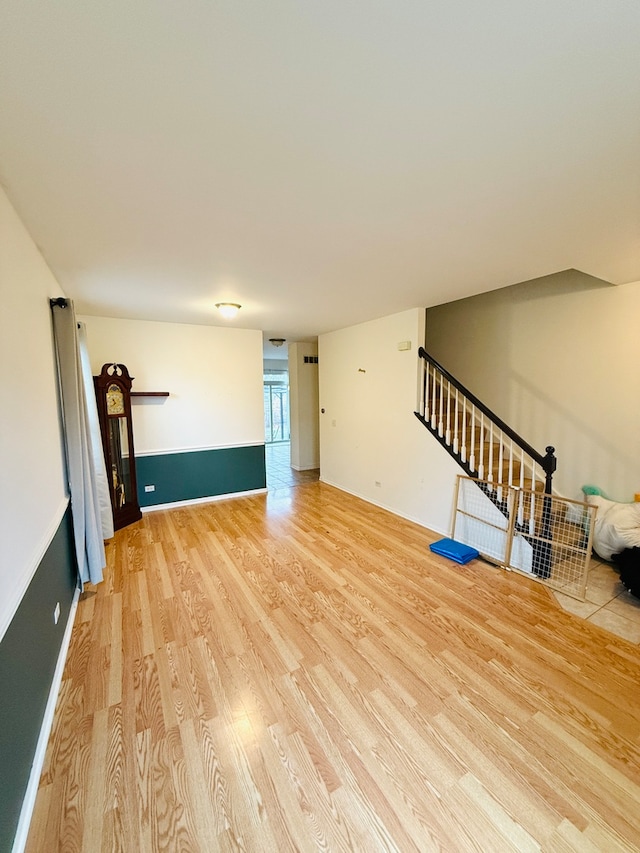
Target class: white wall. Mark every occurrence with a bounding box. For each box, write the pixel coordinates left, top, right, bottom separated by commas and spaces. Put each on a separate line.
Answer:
319, 308, 462, 535
426, 271, 640, 502
80, 316, 265, 454
289, 341, 319, 470
0, 187, 68, 640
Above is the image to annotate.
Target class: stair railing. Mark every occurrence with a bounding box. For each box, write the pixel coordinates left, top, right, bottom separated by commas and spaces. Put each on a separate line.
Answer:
416, 347, 557, 576
416, 346, 556, 497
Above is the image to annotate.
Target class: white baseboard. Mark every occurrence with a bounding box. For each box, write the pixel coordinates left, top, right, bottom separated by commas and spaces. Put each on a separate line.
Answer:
141, 487, 268, 513
136, 441, 265, 456
12, 587, 80, 853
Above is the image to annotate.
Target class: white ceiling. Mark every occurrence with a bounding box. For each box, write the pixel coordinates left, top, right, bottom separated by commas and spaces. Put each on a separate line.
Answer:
2, 1, 639, 356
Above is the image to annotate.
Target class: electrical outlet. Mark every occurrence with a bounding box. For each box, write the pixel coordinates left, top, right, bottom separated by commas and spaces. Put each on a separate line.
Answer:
54, 602, 60, 625
144, 485, 155, 492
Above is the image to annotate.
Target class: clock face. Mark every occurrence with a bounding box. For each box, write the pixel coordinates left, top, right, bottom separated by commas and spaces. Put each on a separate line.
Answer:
106, 383, 125, 415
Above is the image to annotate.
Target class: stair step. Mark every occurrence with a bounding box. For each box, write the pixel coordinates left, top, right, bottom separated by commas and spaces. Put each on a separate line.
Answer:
423, 399, 549, 491
483, 477, 544, 497
451, 442, 529, 484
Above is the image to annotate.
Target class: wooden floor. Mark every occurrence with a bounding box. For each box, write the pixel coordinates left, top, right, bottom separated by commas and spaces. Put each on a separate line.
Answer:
27, 482, 640, 852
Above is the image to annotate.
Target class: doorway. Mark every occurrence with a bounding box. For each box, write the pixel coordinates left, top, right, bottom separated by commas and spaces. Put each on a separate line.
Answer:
263, 345, 320, 490
263, 367, 290, 445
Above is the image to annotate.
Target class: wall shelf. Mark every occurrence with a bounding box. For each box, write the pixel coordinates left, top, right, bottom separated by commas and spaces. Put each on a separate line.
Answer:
131, 391, 170, 397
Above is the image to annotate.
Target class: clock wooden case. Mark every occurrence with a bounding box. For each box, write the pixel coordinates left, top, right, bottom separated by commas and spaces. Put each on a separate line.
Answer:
94, 363, 142, 531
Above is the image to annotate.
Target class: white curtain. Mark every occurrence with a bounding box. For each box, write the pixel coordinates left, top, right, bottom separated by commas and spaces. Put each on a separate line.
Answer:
78, 323, 114, 541
51, 299, 112, 586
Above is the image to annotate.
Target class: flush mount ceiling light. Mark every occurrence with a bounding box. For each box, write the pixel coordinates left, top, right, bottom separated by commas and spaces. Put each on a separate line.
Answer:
269, 338, 286, 347
215, 302, 241, 320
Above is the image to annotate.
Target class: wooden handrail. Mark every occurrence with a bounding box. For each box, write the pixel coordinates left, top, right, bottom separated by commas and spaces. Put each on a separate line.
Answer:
417, 346, 556, 482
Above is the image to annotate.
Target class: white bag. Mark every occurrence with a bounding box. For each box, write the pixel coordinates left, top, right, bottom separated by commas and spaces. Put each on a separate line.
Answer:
585, 494, 640, 560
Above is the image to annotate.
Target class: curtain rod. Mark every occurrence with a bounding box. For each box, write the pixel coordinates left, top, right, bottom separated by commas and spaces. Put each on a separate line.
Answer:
50, 297, 80, 327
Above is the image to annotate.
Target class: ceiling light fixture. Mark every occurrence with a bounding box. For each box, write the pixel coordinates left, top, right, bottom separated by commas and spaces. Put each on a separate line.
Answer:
215, 302, 241, 319
269, 338, 286, 347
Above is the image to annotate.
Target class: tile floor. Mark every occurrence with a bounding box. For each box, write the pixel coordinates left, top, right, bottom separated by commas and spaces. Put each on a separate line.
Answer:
265, 442, 319, 491
554, 556, 640, 644
264, 448, 640, 645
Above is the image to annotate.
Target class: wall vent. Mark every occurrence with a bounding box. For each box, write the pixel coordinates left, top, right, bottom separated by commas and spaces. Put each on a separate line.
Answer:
303, 356, 318, 364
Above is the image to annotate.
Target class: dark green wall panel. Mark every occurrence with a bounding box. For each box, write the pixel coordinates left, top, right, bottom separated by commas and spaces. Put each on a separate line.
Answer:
136, 444, 266, 507
0, 507, 77, 853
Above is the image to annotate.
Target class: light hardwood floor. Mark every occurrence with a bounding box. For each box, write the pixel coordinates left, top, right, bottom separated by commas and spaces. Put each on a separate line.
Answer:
26, 482, 640, 852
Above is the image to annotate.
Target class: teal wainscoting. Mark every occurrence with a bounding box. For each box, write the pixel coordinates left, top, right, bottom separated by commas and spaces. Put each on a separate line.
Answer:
0, 506, 77, 853
136, 444, 267, 507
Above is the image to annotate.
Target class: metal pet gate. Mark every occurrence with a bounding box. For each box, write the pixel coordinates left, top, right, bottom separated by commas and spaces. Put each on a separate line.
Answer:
452, 475, 597, 601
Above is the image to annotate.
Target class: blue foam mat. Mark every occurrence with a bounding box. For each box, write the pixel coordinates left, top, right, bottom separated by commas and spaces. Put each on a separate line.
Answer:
429, 538, 479, 565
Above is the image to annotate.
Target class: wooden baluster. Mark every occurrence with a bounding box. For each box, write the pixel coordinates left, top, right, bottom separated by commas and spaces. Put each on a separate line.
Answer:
469, 405, 476, 473
430, 366, 437, 428
425, 364, 430, 424
529, 486, 536, 536
445, 381, 451, 445
507, 439, 514, 489
453, 389, 459, 455
487, 422, 494, 486
497, 430, 504, 499
438, 373, 444, 437
478, 413, 485, 479
517, 485, 524, 527
522, 450, 538, 492
460, 399, 467, 463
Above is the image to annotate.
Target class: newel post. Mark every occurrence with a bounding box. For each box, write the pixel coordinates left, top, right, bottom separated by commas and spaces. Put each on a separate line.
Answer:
543, 446, 556, 495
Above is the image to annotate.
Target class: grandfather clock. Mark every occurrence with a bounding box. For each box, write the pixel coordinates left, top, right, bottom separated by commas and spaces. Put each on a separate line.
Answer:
94, 363, 142, 530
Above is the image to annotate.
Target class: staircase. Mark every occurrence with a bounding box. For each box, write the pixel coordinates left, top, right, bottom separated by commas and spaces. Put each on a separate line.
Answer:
414, 348, 590, 582
415, 347, 556, 496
